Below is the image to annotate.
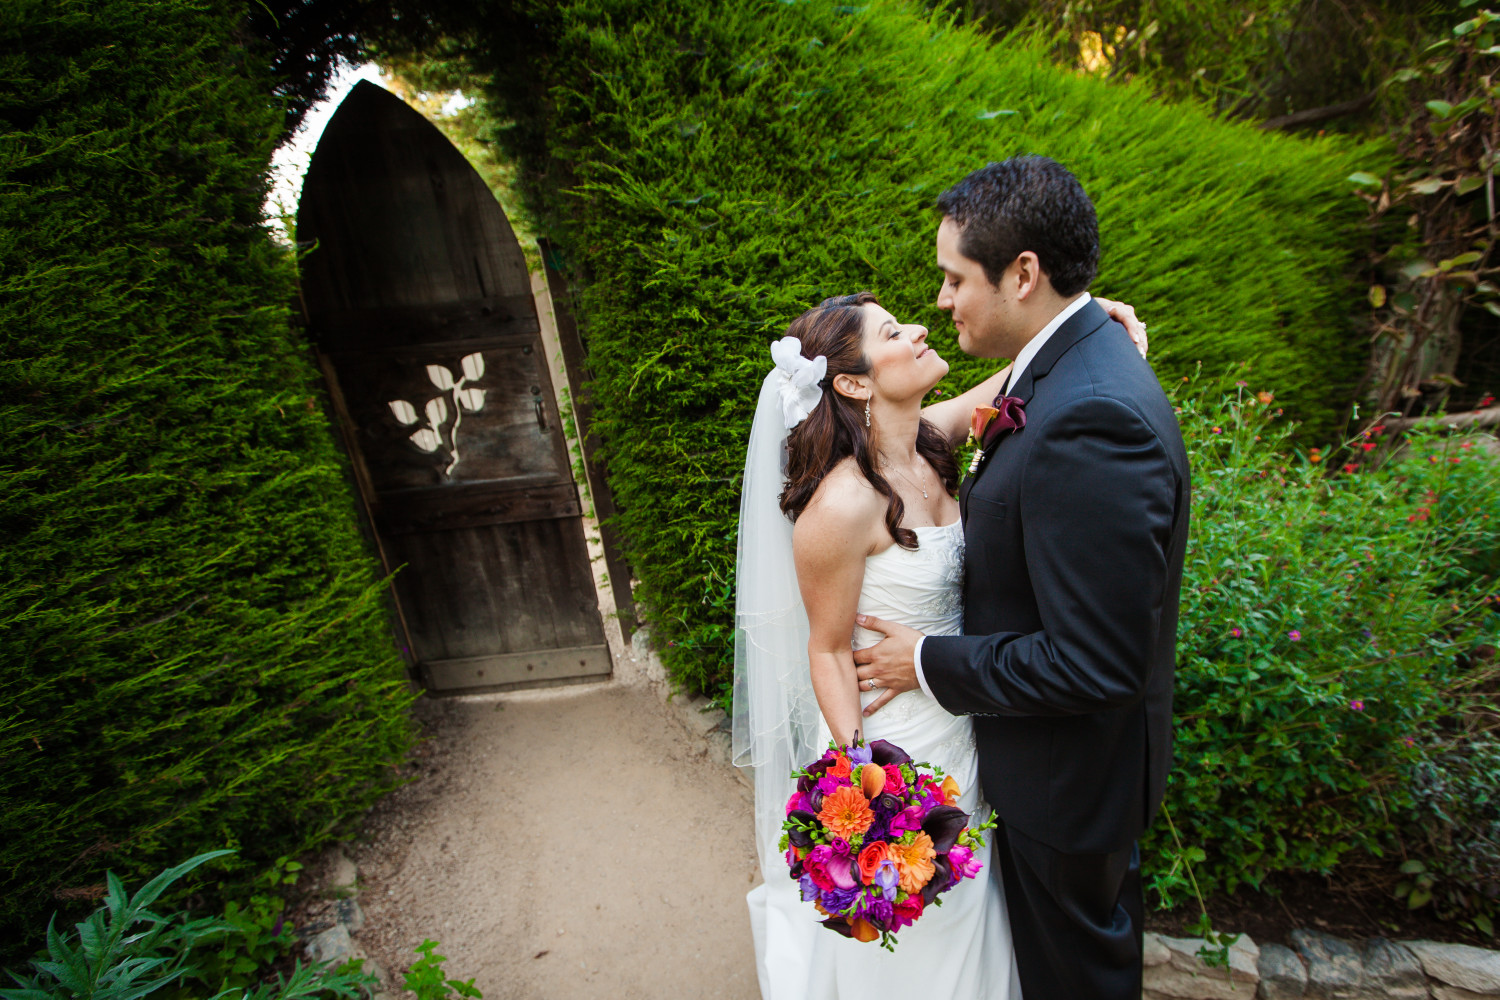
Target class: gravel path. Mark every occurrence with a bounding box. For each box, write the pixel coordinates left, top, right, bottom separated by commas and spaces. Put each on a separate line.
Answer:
333, 682, 762, 1000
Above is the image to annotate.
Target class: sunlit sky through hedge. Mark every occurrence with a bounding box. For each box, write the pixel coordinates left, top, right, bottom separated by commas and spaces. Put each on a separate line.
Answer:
263, 62, 473, 242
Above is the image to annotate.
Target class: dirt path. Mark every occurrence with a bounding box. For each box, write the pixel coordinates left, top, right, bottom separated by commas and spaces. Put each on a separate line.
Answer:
333, 681, 763, 1000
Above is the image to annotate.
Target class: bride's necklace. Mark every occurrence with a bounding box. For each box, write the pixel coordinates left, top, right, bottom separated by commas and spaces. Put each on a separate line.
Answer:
882, 460, 929, 500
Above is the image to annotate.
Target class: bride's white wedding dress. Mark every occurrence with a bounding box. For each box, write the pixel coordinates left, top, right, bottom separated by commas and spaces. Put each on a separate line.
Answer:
747, 520, 1023, 999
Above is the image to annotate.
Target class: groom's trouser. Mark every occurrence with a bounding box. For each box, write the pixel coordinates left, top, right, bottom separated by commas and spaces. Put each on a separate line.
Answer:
991, 821, 1143, 1000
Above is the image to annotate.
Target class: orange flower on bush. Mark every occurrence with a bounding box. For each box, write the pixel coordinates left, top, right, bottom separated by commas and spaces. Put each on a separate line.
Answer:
818, 785, 874, 840
891, 831, 936, 893
857, 841, 891, 883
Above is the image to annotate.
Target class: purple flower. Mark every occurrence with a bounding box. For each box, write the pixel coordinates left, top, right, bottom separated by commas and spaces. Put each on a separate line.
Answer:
800, 875, 819, 902
1288, 630, 1302, 642
817, 772, 844, 795
1230, 627, 1242, 638
859, 897, 894, 929
872, 859, 899, 896
847, 743, 873, 766
889, 805, 925, 835
821, 885, 859, 914
1350, 699, 1365, 711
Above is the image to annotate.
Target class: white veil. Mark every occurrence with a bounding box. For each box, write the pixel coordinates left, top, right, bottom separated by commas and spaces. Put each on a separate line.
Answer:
731, 355, 826, 880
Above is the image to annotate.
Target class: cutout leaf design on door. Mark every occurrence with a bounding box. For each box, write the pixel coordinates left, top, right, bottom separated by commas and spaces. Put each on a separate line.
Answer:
387, 351, 487, 476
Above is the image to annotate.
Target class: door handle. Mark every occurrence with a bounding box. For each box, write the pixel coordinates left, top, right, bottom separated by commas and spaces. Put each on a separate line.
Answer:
535, 398, 547, 430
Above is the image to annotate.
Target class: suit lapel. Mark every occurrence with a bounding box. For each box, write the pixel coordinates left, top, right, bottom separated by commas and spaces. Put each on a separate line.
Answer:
960, 298, 1114, 519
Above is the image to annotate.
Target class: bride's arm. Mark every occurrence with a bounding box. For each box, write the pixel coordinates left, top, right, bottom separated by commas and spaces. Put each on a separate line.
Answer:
792, 472, 884, 747
921, 297, 1150, 448
921, 363, 1014, 447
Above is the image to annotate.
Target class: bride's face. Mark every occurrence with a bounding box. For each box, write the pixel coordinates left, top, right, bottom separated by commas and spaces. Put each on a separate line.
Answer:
859, 304, 949, 404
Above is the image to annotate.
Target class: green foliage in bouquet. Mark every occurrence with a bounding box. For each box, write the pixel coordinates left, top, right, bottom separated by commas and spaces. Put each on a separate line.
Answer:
441, 0, 1377, 696
0, 0, 415, 952
1146, 371, 1500, 899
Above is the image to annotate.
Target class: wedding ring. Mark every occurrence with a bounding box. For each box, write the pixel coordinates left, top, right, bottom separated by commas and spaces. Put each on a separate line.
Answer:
868, 679, 879, 690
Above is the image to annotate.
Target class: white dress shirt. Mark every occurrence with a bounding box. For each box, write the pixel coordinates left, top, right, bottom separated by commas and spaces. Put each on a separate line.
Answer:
909, 293, 1091, 701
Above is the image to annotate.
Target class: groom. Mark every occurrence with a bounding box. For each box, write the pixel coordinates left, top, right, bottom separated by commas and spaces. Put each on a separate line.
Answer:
854, 157, 1189, 1000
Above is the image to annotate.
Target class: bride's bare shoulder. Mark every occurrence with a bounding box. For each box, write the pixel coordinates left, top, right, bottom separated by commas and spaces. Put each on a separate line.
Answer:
793, 458, 884, 555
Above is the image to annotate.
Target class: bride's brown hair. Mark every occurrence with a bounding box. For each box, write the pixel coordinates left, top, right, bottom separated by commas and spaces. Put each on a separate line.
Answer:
778, 292, 958, 549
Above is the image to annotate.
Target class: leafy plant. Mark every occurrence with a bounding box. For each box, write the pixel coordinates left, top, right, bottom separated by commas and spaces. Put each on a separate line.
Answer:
0, 851, 373, 1000
1350, 1, 1500, 418
402, 941, 481, 1000
1144, 370, 1499, 897
189, 859, 303, 992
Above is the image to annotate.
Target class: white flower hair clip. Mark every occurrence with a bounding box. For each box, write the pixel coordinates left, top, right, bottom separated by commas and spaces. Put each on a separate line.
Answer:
770, 336, 827, 430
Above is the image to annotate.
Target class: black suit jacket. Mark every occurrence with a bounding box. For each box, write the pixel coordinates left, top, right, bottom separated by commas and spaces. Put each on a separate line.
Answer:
922, 299, 1190, 854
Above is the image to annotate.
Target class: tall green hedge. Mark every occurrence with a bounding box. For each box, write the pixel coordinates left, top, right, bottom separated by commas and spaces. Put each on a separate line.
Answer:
0, 0, 415, 950
454, 0, 1376, 696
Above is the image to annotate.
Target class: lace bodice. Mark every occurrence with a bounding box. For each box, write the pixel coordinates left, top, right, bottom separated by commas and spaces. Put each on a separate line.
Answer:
851, 519, 965, 647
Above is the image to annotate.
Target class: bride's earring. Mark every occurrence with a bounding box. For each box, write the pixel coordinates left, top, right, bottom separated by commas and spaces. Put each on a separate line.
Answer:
864, 399, 871, 428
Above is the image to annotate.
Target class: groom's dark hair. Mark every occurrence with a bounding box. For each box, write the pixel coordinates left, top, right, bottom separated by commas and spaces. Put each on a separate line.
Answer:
936, 156, 1099, 296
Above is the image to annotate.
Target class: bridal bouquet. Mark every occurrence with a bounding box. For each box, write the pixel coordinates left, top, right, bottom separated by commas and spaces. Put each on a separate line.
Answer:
779, 739, 993, 950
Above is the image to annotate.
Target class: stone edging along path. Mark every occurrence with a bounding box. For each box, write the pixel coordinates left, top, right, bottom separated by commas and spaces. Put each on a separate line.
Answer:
629, 630, 1500, 1000
1143, 929, 1500, 999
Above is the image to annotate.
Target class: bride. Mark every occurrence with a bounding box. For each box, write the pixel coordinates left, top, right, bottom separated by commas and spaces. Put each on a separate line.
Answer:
732, 291, 1145, 998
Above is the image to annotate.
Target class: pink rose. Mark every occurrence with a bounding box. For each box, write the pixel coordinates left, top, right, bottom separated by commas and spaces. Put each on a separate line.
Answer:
882, 764, 907, 795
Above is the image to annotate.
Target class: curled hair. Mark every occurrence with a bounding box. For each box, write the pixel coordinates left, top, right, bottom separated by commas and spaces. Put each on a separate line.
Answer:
935, 156, 1099, 296
778, 293, 958, 549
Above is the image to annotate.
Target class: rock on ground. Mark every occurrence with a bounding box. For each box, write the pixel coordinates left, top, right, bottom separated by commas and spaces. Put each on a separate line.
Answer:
1144, 931, 1259, 1000
1404, 940, 1500, 997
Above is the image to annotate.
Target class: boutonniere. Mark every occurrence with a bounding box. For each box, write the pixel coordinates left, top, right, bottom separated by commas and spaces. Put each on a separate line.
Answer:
965, 396, 1027, 473
966, 405, 999, 473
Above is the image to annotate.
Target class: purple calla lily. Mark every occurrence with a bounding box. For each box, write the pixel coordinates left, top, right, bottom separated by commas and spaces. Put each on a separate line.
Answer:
921, 805, 969, 855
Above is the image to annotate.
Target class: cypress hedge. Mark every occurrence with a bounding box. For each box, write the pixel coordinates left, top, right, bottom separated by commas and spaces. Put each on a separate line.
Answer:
457, 0, 1377, 697
0, 0, 415, 949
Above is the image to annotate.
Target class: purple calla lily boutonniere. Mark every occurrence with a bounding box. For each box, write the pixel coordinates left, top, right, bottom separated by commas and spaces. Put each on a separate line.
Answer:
966, 396, 1026, 473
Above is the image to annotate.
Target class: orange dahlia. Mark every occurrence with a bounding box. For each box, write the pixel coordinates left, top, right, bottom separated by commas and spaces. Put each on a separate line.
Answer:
817, 785, 874, 840
891, 831, 936, 894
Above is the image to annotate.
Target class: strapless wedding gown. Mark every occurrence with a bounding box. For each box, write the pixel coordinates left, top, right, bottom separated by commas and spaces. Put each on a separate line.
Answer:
747, 520, 1022, 999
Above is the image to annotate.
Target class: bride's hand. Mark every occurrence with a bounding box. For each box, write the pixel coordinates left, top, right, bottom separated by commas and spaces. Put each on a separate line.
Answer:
1095, 297, 1148, 358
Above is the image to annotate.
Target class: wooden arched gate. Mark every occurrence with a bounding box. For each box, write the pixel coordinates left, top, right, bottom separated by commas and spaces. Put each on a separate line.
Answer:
298, 80, 610, 694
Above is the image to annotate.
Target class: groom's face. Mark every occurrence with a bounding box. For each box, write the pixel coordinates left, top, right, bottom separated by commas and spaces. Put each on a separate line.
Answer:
935, 216, 1014, 359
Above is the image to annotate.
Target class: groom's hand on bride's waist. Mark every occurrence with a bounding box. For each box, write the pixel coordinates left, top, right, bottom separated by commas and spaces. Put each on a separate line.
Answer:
853, 614, 922, 717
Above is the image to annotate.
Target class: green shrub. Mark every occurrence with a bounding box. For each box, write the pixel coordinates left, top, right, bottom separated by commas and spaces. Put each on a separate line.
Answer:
0, 850, 483, 1000
1149, 372, 1499, 897
0, 851, 371, 1000
0, 0, 415, 951
448, 0, 1379, 696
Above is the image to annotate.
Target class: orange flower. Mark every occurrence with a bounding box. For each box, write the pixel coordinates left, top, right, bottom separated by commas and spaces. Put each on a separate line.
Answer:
891, 831, 937, 894
857, 841, 891, 883
818, 785, 874, 840
970, 405, 1000, 443
940, 775, 961, 806
850, 918, 881, 943
1256, 391, 1275, 405
828, 754, 852, 781
859, 762, 886, 799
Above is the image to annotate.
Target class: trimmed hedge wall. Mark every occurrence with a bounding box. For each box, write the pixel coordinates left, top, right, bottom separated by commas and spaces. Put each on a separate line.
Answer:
460, 0, 1376, 697
0, 0, 414, 949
